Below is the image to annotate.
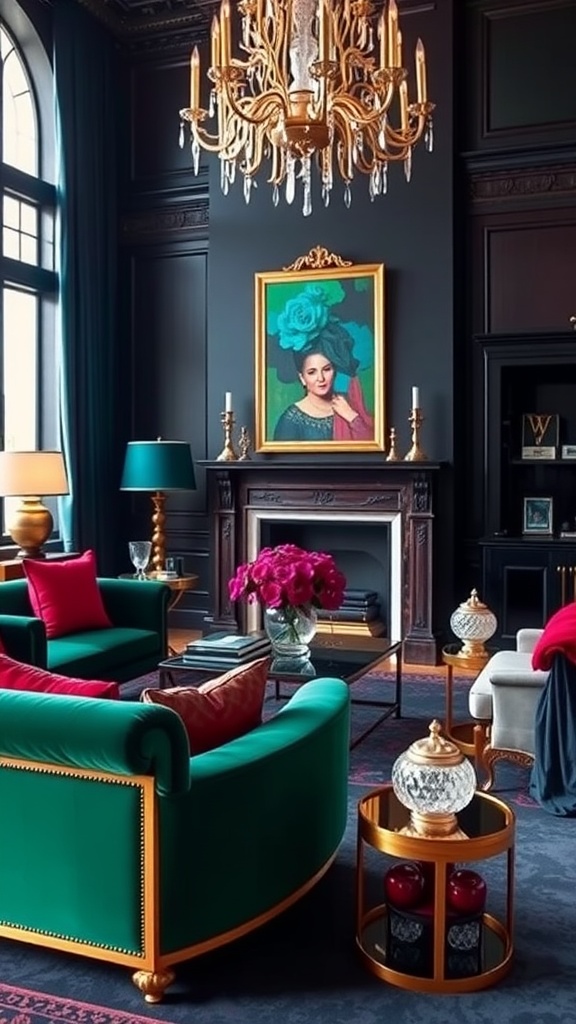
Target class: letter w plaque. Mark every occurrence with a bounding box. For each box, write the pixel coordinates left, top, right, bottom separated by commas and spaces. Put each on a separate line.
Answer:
521, 413, 559, 460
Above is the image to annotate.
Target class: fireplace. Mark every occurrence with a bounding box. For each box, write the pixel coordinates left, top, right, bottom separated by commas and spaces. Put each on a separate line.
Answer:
202, 459, 444, 665
245, 509, 402, 641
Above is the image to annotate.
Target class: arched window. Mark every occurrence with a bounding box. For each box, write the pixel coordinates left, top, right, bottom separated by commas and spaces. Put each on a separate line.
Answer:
1, 3, 59, 545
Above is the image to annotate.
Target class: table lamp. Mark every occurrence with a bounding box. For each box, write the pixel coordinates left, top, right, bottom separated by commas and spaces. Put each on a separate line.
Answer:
0, 450, 69, 558
120, 439, 196, 573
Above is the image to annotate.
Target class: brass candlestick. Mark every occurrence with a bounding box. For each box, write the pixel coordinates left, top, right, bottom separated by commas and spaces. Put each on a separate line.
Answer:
404, 407, 428, 462
216, 410, 238, 461
385, 426, 401, 462
238, 426, 252, 461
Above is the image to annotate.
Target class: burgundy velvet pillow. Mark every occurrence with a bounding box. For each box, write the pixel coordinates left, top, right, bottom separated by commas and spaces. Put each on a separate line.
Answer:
0, 655, 119, 698
23, 549, 112, 639
140, 656, 270, 754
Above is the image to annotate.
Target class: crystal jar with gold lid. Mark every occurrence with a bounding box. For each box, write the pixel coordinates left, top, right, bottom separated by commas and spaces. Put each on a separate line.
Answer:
391, 720, 477, 839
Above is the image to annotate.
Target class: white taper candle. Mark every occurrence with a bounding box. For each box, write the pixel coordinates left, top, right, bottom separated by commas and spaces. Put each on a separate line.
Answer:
412, 386, 420, 409
225, 391, 233, 412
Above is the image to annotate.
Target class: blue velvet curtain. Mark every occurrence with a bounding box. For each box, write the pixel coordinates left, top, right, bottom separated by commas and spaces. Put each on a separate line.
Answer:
53, 0, 123, 575
529, 653, 576, 816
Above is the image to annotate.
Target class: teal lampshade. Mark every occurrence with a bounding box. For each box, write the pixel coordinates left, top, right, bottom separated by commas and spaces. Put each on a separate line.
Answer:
120, 440, 196, 492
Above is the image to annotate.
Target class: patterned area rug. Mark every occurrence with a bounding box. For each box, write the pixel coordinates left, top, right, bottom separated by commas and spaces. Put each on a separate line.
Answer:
0, 983, 170, 1024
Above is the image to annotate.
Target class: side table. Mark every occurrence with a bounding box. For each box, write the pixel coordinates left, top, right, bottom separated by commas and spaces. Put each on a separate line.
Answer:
356, 784, 515, 992
442, 643, 493, 761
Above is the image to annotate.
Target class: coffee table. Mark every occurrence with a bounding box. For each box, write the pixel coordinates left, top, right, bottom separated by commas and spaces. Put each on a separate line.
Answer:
159, 634, 403, 750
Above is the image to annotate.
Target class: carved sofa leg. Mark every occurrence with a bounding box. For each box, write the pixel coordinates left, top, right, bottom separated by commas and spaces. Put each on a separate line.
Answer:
480, 747, 535, 793
132, 968, 175, 1003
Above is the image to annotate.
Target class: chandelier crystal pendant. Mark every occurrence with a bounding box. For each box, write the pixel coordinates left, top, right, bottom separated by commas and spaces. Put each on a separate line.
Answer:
178, 0, 435, 216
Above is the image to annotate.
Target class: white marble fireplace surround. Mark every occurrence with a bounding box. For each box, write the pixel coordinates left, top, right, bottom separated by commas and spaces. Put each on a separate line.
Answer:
245, 508, 402, 642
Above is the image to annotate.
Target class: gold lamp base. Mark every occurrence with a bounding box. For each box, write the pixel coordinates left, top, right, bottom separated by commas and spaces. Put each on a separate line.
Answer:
9, 497, 53, 558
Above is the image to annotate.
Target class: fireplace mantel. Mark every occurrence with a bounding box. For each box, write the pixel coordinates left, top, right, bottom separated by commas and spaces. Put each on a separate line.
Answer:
200, 459, 445, 665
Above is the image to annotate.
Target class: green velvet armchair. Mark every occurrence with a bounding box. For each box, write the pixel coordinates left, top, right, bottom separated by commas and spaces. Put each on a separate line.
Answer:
0, 677, 350, 1002
0, 577, 169, 680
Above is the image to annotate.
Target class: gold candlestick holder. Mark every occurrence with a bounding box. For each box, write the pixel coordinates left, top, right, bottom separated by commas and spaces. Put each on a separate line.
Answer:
216, 410, 238, 461
404, 407, 428, 462
385, 426, 401, 462
238, 426, 252, 461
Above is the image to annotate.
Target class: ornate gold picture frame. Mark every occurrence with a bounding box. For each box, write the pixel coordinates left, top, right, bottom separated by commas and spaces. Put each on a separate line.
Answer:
254, 246, 385, 454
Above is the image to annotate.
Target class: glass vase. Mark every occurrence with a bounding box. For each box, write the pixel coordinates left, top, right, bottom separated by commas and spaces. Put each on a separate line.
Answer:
263, 604, 318, 657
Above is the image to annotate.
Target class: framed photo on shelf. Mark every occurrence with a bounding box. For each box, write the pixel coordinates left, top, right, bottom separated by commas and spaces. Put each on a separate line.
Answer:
523, 497, 553, 536
254, 246, 385, 454
521, 413, 559, 460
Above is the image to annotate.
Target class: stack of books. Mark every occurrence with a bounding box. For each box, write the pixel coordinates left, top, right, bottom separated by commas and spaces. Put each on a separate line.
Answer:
317, 588, 385, 637
182, 630, 271, 670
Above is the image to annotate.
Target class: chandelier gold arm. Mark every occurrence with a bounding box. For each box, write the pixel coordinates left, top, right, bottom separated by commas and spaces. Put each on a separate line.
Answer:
220, 79, 288, 128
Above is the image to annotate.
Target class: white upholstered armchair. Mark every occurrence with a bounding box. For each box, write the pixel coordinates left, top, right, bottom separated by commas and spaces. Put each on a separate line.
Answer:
468, 628, 549, 791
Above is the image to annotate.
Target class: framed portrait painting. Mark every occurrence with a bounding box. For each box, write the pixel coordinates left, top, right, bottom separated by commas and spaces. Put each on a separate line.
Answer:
254, 247, 385, 454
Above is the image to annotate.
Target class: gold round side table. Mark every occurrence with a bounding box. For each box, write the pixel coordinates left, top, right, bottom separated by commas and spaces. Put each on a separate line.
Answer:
356, 784, 515, 992
442, 643, 493, 759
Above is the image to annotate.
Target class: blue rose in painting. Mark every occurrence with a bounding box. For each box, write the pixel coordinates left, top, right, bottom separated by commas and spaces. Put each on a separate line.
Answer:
277, 285, 329, 351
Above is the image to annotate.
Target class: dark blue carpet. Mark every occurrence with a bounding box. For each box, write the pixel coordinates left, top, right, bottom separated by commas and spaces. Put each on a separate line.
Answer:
1, 672, 574, 1023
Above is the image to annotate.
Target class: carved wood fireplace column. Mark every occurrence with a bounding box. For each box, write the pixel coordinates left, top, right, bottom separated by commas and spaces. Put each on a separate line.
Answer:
202, 460, 444, 665
206, 469, 240, 632
404, 474, 435, 665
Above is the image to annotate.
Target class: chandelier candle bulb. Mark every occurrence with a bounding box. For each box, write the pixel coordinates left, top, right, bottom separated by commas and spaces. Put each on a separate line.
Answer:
319, 0, 332, 64
400, 79, 408, 130
387, 0, 398, 66
220, 0, 231, 65
225, 391, 232, 412
416, 39, 427, 103
378, 12, 386, 67
412, 386, 420, 409
190, 47, 200, 109
211, 16, 220, 68
395, 29, 403, 70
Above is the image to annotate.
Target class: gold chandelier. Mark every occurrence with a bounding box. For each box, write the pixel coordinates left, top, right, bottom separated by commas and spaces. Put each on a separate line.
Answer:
179, 0, 434, 216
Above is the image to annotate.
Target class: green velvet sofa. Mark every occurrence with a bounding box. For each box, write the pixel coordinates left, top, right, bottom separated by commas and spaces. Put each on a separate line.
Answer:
0, 577, 169, 681
0, 677, 350, 1002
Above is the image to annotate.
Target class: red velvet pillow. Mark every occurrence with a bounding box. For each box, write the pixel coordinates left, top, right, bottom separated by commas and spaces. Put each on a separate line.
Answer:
140, 656, 270, 754
0, 655, 119, 698
23, 549, 112, 639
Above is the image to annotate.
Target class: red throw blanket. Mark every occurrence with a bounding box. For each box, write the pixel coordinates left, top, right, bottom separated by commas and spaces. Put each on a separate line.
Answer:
532, 602, 576, 670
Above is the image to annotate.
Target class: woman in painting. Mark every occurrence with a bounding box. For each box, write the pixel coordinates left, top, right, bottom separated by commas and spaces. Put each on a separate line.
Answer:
272, 286, 374, 443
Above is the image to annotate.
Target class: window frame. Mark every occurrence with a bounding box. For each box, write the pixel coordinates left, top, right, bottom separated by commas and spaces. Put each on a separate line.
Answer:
1, 3, 60, 549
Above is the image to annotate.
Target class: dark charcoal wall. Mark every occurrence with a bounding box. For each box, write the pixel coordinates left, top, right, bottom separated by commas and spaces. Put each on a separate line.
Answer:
206, 2, 455, 465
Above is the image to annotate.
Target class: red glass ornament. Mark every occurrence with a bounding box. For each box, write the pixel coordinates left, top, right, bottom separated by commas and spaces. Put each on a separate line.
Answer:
384, 862, 425, 909
447, 869, 487, 915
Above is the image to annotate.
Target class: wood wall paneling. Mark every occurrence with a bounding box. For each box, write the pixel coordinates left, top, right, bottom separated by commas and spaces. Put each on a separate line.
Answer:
128, 242, 211, 629
483, 213, 576, 334
466, 0, 576, 151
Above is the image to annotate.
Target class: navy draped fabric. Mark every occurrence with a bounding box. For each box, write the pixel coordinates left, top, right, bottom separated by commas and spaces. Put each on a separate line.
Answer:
529, 653, 576, 816
53, 0, 124, 573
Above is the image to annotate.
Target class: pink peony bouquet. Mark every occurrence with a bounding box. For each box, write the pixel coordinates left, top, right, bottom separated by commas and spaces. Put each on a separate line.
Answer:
228, 543, 346, 611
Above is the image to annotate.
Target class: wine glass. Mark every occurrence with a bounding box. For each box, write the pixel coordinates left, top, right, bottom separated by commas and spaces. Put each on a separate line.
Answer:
128, 540, 152, 580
